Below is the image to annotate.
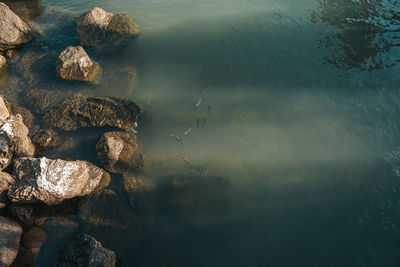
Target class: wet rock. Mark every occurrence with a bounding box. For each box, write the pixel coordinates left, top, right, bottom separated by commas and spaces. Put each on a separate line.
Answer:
0, 114, 35, 157
0, 172, 13, 208
0, 135, 12, 171
0, 55, 6, 72
32, 129, 61, 147
0, 96, 10, 121
2, 0, 43, 21
8, 157, 110, 205
19, 246, 41, 265
22, 226, 46, 248
0, 2, 34, 52
123, 172, 156, 210
23, 88, 66, 114
5, 49, 20, 60
0, 216, 22, 266
79, 190, 137, 258
43, 93, 142, 132
77, 7, 140, 47
14, 47, 48, 86
4, 100, 38, 135
9, 204, 33, 224
96, 131, 143, 173
57, 233, 116, 267
56, 46, 101, 82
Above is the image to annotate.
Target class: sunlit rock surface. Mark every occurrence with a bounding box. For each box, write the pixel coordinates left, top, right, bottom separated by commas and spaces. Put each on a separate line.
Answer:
0, 2, 34, 51
56, 46, 101, 82
43, 93, 142, 132
0, 216, 22, 266
8, 157, 110, 205
77, 7, 140, 47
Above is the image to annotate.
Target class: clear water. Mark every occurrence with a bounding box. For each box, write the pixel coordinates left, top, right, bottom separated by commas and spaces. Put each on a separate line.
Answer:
2, 0, 400, 266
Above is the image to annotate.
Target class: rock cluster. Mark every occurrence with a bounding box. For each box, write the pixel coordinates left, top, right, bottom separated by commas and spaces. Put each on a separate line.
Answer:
56, 46, 101, 82
0, 2, 34, 52
77, 7, 140, 47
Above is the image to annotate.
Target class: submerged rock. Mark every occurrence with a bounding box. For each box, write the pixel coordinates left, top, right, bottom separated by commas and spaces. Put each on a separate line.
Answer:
123, 173, 156, 210
8, 204, 33, 224
56, 46, 101, 82
77, 7, 140, 47
0, 216, 22, 266
57, 233, 116, 267
0, 172, 13, 208
32, 129, 61, 147
43, 93, 142, 132
79, 190, 137, 258
8, 157, 110, 205
0, 2, 35, 52
96, 131, 143, 173
22, 226, 46, 249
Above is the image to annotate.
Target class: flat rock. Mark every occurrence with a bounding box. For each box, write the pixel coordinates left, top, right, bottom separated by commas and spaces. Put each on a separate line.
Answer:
56, 46, 101, 82
96, 131, 143, 173
8, 157, 110, 205
0, 2, 34, 51
43, 93, 142, 132
57, 233, 116, 267
77, 7, 140, 47
0, 216, 23, 266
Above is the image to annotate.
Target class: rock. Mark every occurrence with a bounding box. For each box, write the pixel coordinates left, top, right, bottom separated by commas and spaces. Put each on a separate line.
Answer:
22, 226, 46, 248
79, 190, 137, 259
0, 114, 35, 157
5, 49, 19, 60
32, 129, 61, 147
77, 7, 140, 47
19, 247, 41, 265
0, 135, 12, 170
9, 204, 33, 225
2, 0, 43, 21
0, 96, 10, 121
123, 172, 156, 210
8, 157, 110, 205
0, 216, 22, 266
57, 233, 116, 267
43, 93, 142, 132
0, 55, 6, 73
0, 2, 34, 52
4, 100, 38, 135
0, 172, 13, 208
56, 46, 101, 82
23, 88, 66, 114
96, 131, 143, 173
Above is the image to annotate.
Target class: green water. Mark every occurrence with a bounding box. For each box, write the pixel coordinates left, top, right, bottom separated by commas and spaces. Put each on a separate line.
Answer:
2, 0, 400, 266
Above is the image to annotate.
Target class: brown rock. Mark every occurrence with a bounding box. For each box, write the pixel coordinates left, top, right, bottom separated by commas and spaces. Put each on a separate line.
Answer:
23, 226, 46, 248
20, 247, 41, 265
123, 172, 156, 210
0, 216, 22, 266
8, 204, 33, 225
56, 46, 101, 82
32, 129, 61, 147
0, 55, 6, 73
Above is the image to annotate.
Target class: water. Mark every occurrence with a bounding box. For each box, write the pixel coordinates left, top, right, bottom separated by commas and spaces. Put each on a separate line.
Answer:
2, 0, 400, 266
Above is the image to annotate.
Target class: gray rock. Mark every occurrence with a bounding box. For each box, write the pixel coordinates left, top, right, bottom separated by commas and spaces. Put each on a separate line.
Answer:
8, 157, 110, 205
77, 7, 140, 47
57, 233, 116, 267
0, 216, 22, 266
96, 131, 143, 173
56, 46, 101, 82
0, 2, 34, 52
43, 93, 142, 132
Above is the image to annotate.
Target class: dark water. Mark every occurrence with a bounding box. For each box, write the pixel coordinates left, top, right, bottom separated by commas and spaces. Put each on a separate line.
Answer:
2, 0, 400, 266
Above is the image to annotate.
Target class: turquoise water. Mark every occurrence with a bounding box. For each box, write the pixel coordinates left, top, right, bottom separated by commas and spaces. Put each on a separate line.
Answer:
2, 0, 400, 266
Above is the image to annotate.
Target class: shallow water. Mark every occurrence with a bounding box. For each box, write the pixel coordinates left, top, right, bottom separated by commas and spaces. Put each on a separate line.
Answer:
2, 0, 400, 266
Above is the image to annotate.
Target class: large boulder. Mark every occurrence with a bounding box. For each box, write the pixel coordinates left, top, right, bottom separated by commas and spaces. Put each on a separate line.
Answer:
0, 2, 34, 51
43, 93, 142, 132
77, 7, 140, 47
96, 131, 143, 173
56, 46, 101, 82
7, 157, 110, 205
0, 216, 23, 266
57, 233, 116, 267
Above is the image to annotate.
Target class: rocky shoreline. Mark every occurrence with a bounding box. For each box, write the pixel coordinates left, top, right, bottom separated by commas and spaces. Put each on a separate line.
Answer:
0, 3, 145, 266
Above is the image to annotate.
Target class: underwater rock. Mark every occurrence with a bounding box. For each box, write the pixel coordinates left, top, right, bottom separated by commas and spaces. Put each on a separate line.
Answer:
56, 46, 101, 82
96, 131, 143, 173
0, 2, 34, 52
43, 93, 142, 132
57, 233, 116, 267
77, 7, 140, 47
0, 172, 13, 208
123, 172, 156, 210
8, 157, 110, 205
22, 226, 46, 249
8, 204, 33, 225
79, 190, 137, 259
0, 216, 22, 266
2, 0, 43, 21
23, 88, 67, 114
0, 114, 35, 158
19, 246, 41, 265
32, 129, 61, 147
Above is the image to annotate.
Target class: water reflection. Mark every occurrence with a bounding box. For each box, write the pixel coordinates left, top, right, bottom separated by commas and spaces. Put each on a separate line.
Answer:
311, 0, 400, 70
